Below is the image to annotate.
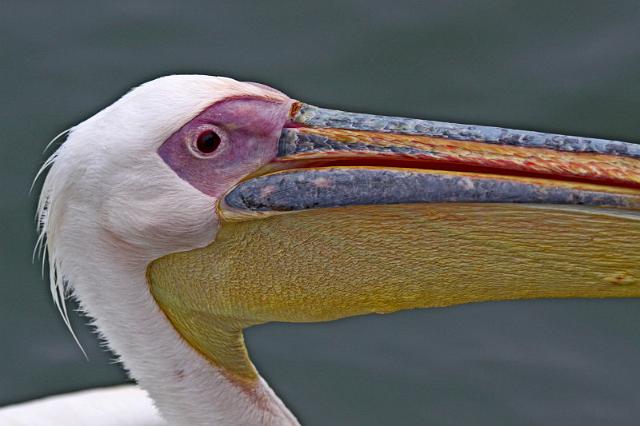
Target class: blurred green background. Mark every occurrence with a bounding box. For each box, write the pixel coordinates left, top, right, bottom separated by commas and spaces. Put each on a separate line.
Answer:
2, 1, 640, 425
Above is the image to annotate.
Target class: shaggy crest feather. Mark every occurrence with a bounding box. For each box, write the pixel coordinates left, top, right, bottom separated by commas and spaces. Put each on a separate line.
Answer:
35, 137, 87, 357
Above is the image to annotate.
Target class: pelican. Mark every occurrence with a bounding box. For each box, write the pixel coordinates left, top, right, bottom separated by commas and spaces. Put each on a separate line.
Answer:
2, 75, 639, 425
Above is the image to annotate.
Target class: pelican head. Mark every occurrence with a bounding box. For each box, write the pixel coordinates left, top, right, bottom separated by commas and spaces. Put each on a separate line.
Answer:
37, 75, 640, 425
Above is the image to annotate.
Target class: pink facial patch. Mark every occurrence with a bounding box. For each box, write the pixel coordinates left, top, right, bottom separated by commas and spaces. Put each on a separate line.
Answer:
158, 96, 293, 199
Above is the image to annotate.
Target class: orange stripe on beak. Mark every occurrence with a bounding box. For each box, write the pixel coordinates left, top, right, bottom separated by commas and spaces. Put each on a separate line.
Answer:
277, 127, 640, 190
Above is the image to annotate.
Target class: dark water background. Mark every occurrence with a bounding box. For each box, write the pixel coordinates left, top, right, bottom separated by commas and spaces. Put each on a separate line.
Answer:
2, 1, 640, 425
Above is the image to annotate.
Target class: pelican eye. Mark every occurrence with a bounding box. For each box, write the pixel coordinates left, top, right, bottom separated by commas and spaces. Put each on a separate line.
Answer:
195, 130, 221, 154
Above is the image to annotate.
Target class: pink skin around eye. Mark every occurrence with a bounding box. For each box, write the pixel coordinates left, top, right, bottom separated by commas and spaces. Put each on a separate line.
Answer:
158, 96, 293, 199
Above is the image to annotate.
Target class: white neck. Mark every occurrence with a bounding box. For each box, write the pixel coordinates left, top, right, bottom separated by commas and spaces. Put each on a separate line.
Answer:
67, 230, 299, 426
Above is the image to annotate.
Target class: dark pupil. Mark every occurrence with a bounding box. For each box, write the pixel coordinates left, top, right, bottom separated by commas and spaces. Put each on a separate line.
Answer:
196, 130, 221, 153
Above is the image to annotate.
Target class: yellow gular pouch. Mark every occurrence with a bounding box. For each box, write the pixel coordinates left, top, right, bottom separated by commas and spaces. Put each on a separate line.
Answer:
147, 203, 640, 384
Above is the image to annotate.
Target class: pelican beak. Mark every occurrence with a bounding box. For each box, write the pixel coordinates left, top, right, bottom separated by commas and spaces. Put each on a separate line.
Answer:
149, 102, 640, 384
226, 102, 640, 214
